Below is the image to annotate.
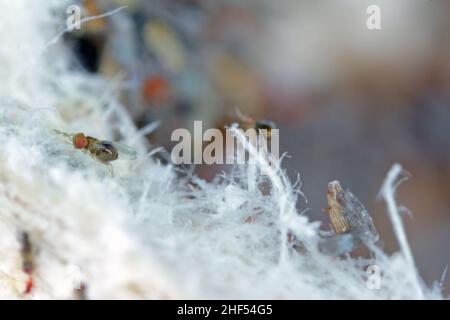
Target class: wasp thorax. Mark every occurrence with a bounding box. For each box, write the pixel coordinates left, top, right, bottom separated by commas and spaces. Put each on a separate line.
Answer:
73, 133, 89, 149
94, 141, 119, 162
255, 120, 275, 131
255, 120, 276, 138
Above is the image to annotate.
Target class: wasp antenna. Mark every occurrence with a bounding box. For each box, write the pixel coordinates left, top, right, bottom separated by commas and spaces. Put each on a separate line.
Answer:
53, 129, 72, 138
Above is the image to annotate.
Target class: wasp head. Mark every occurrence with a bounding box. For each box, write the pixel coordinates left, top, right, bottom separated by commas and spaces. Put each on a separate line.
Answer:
73, 133, 89, 149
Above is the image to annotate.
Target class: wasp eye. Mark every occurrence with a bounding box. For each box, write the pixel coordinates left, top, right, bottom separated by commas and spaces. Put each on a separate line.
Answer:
73, 133, 88, 149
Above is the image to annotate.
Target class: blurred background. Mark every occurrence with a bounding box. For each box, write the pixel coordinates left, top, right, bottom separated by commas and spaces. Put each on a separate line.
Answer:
66, 0, 450, 295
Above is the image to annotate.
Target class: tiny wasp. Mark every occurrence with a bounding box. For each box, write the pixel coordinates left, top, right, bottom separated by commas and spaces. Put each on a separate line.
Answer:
320, 181, 379, 256
234, 107, 276, 138
54, 129, 137, 175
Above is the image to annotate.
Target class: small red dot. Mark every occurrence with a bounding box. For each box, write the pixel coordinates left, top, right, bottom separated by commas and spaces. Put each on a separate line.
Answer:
24, 277, 34, 295
142, 75, 171, 105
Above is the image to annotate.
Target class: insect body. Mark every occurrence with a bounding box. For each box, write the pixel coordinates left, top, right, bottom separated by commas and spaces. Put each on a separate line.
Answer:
254, 120, 276, 139
320, 181, 379, 256
20, 231, 35, 295
54, 130, 137, 175
76, 134, 119, 163
325, 181, 378, 242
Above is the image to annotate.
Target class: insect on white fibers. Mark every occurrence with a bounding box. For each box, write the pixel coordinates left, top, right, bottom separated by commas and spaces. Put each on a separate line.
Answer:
0, 0, 445, 299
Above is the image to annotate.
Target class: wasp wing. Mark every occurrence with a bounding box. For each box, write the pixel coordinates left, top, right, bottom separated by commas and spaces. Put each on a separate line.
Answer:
342, 190, 379, 244
111, 141, 138, 160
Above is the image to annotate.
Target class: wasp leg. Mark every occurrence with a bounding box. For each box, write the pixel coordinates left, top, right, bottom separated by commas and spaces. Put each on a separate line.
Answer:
96, 160, 113, 177
101, 162, 114, 177
86, 153, 114, 177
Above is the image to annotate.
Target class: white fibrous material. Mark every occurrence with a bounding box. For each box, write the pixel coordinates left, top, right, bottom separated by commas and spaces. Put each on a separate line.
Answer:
0, 0, 444, 299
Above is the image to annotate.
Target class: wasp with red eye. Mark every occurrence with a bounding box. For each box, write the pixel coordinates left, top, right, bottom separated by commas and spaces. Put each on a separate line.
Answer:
54, 129, 137, 176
